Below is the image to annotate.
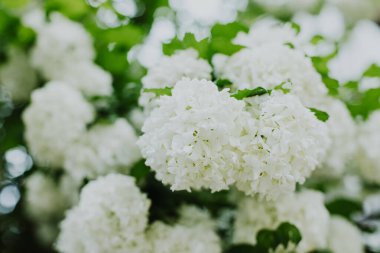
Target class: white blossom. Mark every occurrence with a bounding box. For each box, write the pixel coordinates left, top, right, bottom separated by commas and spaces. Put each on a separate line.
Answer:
31, 12, 94, 80
315, 98, 356, 178
215, 45, 328, 107
235, 92, 330, 199
234, 190, 330, 253
328, 216, 364, 253
52, 61, 113, 96
138, 78, 249, 192
139, 49, 212, 114
0, 47, 37, 101
357, 110, 380, 184
327, 0, 380, 22
64, 119, 141, 183
254, 0, 320, 16
22, 81, 94, 168
147, 205, 221, 253
56, 174, 150, 253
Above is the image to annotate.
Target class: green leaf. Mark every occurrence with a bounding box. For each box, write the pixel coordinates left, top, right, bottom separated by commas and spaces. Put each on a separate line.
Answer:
310, 35, 325, 45
274, 81, 292, 94
363, 64, 380, 78
231, 87, 270, 100
290, 22, 301, 35
224, 244, 262, 253
309, 108, 330, 122
284, 42, 295, 49
256, 229, 279, 249
215, 79, 233, 88
325, 198, 362, 219
322, 76, 339, 96
143, 87, 172, 96
276, 222, 302, 247
308, 250, 333, 253
210, 22, 248, 56
163, 33, 209, 59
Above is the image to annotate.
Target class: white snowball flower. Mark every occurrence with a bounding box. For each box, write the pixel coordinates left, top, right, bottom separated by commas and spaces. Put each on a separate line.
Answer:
52, 61, 113, 97
314, 98, 356, 178
138, 78, 249, 192
215, 45, 328, 107
24, 172, 72, 222
147, 205, 221, 253
31, 12, 94, 80
234, 190, 330, 253
128, 107, 146, 130
254, 0, 320, 16
235, 92, 330, 199
357, 110, 380, 184
22, 81, 94, 168
139, 49, 212, 114
234, 18, 300, 49
328, 216, 364, 253
64, 119, 141, 183
56, 174, 151, 253
359, 77, 380, 92
0, 47, 37, 101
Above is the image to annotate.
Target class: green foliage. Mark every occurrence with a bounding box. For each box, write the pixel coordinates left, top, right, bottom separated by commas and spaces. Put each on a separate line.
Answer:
363, 64, 380, 78
44, 0, 89, 19
290, 21, 301, 35
143, 87, 173, 96
215, 79, 233, 89
325, 198, 362, 219
163, 22, 248, 61
309, 108, 330, 122
310, 35, 325, 45
308, 250, 333, 253
231, 87, 270, 100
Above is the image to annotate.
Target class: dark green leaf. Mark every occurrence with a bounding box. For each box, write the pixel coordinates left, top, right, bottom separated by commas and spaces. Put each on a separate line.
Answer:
257, 229, 279, 249
143, 87, 172, 96
308, 250, 333, 253
210, 22, 248, 56
276, 222, 302, 247
284, 42, 295, 49
326, 198, 362, 219
231, 87, 270, 100
224, 244, 261, 253
322, 76, 339, 96
309, 108, 330, 122
215, 79, 233, 88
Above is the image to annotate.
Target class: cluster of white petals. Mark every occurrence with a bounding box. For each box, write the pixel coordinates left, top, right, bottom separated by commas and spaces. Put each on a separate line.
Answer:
214, 45, 328, 107
22, 81, 94, 168
327, 0, 380, 22
235, 92, 330, 199
0, 47, 37, 101
328, 216, 364, 253
147, 205, 221, 253
56, 174, 151, 253
315, 98, 356, 178
234, 18, 300, 49
356, 110, 380, 184
254, 0, 320, 16
233, 190, 330, 253
139, 49, 212, 114
64, 119, 141, 183
24, 172, 75, 221
138, 78, 249, 192
30, 13, 112, 96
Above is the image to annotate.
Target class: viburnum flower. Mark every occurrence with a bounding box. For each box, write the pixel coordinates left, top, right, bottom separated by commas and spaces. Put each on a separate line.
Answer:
22, 81, 94, 168
64, 119, 141, 183
235, 91, 330, 199
139, 49, 212, 115
0, 47, 37, 101
138, 78, 249, 192
213, 45, 328, 107
31, 13, 95, 80
254, 0, 320, 16
56, 174, 151, 253
314, 98, 356, 178
147, 205, 221, 253
328, 216, 364, 253
356, 110, 380, 184
234, 190, 330, 253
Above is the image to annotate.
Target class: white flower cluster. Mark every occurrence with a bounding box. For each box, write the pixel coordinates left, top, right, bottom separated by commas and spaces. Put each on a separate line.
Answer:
139, 78, 248, 192
139, 49, 212, 114
56, 174, 151, 253
214, 45, 328, 107
315, 98, 356, 178
139, 79, 330, 199
328, 216, 364, 253
234, 18, 300, 49
327, 0, 380, 22
31, 12, 112, 96
0, 47, 37, 101
22, 81, 94, 168
356, 110, 380, 184
235, 92, 330, 198
233, 190, 330, 253
147, 205, 221, 253
254, 0, 320, 16
64, 119, 141, 183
